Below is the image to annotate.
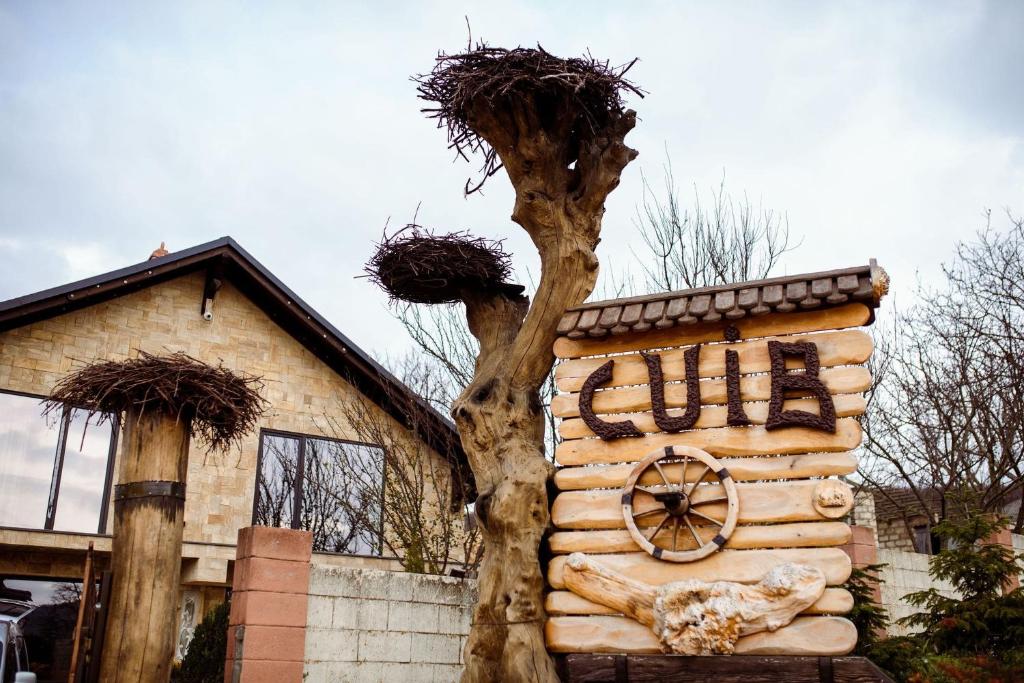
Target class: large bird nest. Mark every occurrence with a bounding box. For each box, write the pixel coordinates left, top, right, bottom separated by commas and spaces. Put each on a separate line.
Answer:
365, 225, 523, 304
415, 43, 643, 193
45, 351, 266, 451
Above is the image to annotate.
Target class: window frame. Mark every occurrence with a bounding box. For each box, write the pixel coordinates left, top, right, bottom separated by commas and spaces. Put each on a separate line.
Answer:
252, 428, 387, 557
0, 388, 119, 535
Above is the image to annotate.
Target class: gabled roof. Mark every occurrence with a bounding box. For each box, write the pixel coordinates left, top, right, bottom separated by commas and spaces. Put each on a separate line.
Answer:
0, 237, 469, 484
557, 260, 889, 339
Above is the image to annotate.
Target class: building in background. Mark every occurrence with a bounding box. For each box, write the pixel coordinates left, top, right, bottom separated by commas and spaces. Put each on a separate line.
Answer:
0, 237, 468, 672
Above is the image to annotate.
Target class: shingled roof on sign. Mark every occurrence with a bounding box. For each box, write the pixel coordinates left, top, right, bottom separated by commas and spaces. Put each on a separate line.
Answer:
557, 260, 888, 339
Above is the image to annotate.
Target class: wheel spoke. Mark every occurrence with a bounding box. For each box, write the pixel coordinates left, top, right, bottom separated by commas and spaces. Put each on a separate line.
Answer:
633, 508, 664, 519
646, 512, 670, 541
686, 465, 712, 496
684, 516, 702, 546
688, 509, 723, 526
680, 456, 689, 488
635, 485, 663, 495
671, 517, 680, 551
652, 461, 673, 489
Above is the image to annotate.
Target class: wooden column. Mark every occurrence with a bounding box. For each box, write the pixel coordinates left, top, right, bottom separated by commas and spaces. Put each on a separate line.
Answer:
100, 406, 190, 683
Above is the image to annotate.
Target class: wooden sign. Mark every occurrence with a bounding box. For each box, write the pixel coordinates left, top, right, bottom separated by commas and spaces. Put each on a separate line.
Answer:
546, 262, 888, 657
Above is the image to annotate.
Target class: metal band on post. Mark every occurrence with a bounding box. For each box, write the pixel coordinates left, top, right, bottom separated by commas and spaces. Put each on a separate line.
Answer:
113, 480, 187, 502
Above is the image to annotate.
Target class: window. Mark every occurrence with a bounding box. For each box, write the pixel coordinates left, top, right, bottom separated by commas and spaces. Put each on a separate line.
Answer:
912, 524, 940, 554
0, 391, 118, 534
253, 431, 385, 555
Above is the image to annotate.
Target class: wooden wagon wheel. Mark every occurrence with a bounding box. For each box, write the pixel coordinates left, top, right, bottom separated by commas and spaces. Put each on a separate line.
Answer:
622, 445, 739, 563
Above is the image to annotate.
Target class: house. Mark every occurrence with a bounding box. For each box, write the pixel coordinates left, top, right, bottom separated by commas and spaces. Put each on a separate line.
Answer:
0, 237, 468, 670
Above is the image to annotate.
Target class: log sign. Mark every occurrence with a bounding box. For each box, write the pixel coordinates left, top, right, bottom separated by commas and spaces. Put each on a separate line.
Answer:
579, 329, 837, 442
545, 298, 881, 658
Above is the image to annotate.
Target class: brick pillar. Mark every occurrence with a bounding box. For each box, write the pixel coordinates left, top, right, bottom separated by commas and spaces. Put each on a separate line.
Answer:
841, 524, 883, 605
225, 526, 312, 683
983, 525, 1020, 593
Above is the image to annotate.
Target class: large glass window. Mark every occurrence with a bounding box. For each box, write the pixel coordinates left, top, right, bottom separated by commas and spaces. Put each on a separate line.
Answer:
0, 391, 117, 534
253, 431, 384, 555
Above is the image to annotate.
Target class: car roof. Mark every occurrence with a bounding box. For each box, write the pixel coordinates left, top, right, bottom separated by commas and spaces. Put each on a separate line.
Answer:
0, 599, 35, 622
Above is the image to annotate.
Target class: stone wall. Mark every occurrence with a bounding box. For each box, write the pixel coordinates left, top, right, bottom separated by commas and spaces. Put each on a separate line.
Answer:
303, 563, 476, 683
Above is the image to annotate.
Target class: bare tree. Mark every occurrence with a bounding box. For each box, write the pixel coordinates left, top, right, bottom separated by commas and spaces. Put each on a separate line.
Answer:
860, 210, 1024, 538
315, 354, 481, 575
364, 45, 640, 682
634, 160, 796, 291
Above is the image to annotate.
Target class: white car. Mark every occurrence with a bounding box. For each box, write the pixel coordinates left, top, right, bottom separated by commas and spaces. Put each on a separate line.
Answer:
0, 599, 36, 683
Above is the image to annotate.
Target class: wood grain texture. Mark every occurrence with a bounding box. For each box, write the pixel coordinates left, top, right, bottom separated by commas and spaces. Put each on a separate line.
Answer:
553, 479, 854, 529
553, 303, 871, 359
546, 587, 854, 617
545, 615, 857, 656
555, 330, 872, 391
100, 408, 189, 683
555, 418, 863, 466
548, 521, 852, 554
558, 394, 865, 439
554, 452, 858, 490
552, 365, 870, 418
548, 548, 852, 589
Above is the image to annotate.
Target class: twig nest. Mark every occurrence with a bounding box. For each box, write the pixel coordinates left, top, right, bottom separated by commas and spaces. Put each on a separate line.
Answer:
45, 351, 266, 451
416, 43, 644, 192
365, 225, 523, 304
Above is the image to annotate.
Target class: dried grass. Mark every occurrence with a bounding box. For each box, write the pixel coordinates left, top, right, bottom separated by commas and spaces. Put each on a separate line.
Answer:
44, 351, 266, 451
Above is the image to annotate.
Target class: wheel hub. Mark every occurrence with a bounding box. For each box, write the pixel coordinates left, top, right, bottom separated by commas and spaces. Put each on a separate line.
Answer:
654, 490, 690, 516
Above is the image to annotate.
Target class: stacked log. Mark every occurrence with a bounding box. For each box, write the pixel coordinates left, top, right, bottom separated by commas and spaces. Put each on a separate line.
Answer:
545, 303, 873, 656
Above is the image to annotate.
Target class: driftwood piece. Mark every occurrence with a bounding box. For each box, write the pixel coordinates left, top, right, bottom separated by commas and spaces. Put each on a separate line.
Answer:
553, 303, 871, 359
405, 44, 642, 682
552, 365, 870, 418
553, 479, 855, 529
546, 586, 853, 617
548, 521, 852, 555
560, 553, 826, 654
548, 548, 852, 589
554, 329, 872, 392
559, 394, 865, 439
553, 452, 858, 490
556, 418, 863, 466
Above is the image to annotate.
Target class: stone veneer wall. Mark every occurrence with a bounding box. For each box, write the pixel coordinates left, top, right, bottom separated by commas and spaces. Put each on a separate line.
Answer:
303, 564, 476, 683
0, 270, 453, 549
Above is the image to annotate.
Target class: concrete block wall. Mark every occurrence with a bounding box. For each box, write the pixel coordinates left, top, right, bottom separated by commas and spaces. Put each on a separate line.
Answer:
876, 549, 958, 636
304, 564, 476, 683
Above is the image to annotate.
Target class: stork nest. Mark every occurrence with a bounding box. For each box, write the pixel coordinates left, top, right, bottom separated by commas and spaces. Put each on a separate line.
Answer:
44, 351, 267, 451
415, 43, 643, 193
365, 225, 522, 304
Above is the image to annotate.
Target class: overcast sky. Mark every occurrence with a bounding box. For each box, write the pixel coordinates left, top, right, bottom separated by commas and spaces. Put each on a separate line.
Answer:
1, 1, 1022, 359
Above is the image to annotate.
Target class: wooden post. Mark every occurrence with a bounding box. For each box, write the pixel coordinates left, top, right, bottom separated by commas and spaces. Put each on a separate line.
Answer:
100, 406, 190, 683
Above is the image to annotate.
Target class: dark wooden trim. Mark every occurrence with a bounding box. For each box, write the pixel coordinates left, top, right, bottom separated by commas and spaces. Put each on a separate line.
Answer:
556, 654, 894, 683
96, 415, 119, 535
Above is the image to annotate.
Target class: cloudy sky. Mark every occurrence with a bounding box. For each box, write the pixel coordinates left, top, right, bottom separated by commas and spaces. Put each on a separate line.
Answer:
1, 1, 1021, 358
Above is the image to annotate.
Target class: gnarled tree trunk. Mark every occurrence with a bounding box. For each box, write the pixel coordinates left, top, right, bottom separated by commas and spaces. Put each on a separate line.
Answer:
454, 104, 637, 682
